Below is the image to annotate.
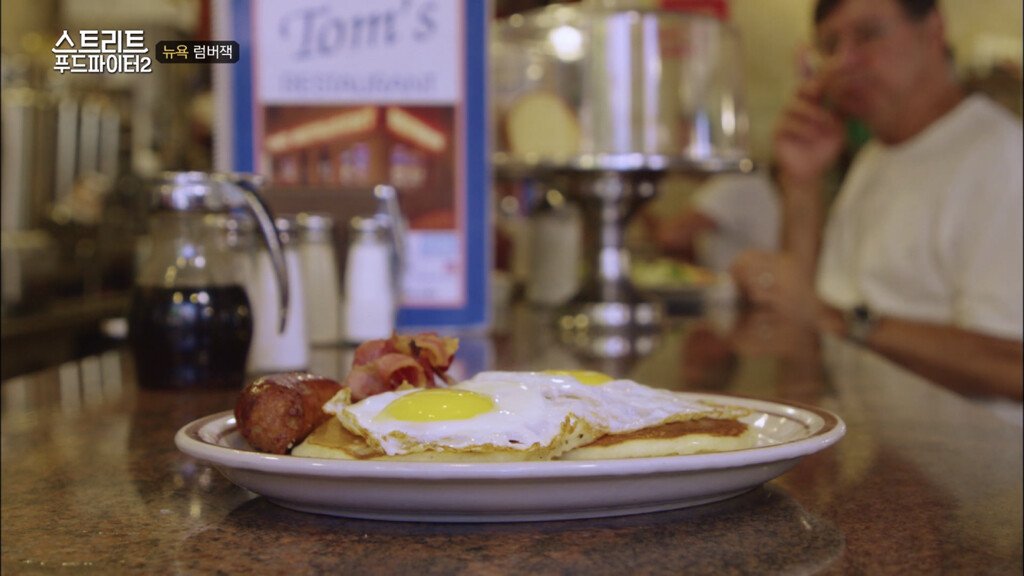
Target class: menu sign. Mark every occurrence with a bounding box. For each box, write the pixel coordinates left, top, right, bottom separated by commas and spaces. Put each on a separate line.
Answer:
215, 0, 490, 331
256, 2, 459, 104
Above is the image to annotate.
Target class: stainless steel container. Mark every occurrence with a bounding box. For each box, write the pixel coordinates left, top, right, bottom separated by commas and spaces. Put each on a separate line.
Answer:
492, 5, 753, 333
492, 5, 750, 173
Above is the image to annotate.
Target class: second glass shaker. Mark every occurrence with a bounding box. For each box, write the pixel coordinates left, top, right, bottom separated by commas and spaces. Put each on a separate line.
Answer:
296, 212, 342, 345
343, 216, 395, 343
247, 215, 310, 373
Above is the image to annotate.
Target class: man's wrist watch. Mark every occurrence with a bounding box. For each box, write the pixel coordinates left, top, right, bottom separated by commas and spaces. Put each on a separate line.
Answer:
844, 304, 878, 344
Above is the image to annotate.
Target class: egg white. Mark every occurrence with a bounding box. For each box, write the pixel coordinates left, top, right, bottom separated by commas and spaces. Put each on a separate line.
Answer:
465, 371, 723, 435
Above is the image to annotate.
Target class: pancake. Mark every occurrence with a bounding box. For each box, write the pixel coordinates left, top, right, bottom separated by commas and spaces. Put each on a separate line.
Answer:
559, 417, 757, 460
290, 417, 603, 462
291, 416, 755, 461
290, 417, 372, 460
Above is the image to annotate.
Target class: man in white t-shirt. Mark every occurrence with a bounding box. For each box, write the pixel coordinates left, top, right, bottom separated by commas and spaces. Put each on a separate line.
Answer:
731, 0, 1023, 402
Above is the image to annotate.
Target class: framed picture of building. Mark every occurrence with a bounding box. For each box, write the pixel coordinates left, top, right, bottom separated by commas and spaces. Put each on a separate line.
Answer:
215, 0, 491, 331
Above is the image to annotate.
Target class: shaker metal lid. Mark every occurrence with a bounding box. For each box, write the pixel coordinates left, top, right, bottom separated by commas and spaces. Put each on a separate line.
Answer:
349, 215, 382, 234
296, 212, 335, 232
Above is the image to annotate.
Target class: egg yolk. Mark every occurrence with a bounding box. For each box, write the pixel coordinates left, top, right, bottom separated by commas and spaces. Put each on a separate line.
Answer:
543, 370, 614, 385
380, 389, 495, 422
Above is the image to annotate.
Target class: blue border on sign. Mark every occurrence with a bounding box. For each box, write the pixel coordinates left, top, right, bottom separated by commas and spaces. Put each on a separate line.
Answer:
397, 0, 490, 330
230, 0, 253, 172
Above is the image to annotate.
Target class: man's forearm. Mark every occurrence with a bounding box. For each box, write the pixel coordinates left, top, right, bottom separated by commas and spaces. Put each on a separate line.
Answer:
780, 180, 825, 284
854, 314, 1023, 401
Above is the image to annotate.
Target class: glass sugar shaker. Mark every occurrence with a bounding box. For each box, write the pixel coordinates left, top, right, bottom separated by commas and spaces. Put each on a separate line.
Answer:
526, 189, 582, 307
247, 215, 310, 373
343, 216, 396, 343
296, 212, 342, 345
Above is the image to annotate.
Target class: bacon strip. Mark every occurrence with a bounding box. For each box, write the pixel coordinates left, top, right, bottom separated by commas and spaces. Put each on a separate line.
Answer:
346, 353, 427, 400
345, 333, 460, 397
352, 339, 394, 366
392, 333, 459, 373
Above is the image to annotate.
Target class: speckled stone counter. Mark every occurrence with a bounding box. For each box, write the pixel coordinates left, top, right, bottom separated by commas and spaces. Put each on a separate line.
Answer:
2, 309, 1021, 574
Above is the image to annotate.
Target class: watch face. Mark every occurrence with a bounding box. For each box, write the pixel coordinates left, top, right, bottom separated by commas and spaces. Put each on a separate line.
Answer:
847, 305, 875, 343
853, 305, 871, 322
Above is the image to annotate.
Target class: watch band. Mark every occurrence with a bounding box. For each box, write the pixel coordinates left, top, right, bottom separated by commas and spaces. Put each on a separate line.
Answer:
844, 304, 877, 343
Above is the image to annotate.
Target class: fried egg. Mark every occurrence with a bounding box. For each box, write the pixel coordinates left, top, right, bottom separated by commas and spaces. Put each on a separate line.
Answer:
322, 370, 741, 459
324, 378, 598, 459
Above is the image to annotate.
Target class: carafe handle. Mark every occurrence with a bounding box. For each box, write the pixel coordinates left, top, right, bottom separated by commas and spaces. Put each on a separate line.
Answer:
221, 174, 290, 333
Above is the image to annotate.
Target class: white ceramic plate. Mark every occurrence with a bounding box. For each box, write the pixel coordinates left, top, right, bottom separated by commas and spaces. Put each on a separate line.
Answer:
175, 394, 844, 523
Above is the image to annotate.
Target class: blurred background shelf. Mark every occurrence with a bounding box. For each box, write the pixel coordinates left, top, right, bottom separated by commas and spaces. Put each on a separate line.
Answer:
1, 291, 128, 381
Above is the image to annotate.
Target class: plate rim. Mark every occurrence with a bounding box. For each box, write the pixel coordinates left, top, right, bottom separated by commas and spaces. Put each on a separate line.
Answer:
175, 393, 845, 480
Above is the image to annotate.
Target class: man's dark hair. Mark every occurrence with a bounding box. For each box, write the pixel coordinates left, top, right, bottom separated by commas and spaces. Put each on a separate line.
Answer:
814, 0, 937, 24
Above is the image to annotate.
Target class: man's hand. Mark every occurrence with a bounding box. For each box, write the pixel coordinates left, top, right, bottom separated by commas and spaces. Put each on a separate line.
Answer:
773, 76, 847, 191
730, 250, 822, 326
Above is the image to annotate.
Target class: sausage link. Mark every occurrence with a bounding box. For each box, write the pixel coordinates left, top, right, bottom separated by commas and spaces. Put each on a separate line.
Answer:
234, 372, 343, 454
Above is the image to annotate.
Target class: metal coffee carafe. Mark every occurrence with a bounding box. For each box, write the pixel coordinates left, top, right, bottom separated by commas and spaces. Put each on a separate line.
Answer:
128, 171, 289, 389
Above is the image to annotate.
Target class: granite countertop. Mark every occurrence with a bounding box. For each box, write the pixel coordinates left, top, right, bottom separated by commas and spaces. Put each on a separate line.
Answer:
2, 308, 1021, 574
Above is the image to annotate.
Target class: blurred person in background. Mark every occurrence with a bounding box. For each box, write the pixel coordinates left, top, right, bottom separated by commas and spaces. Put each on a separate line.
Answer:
650, 170, 781, 272
730, 0, 1024, 412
